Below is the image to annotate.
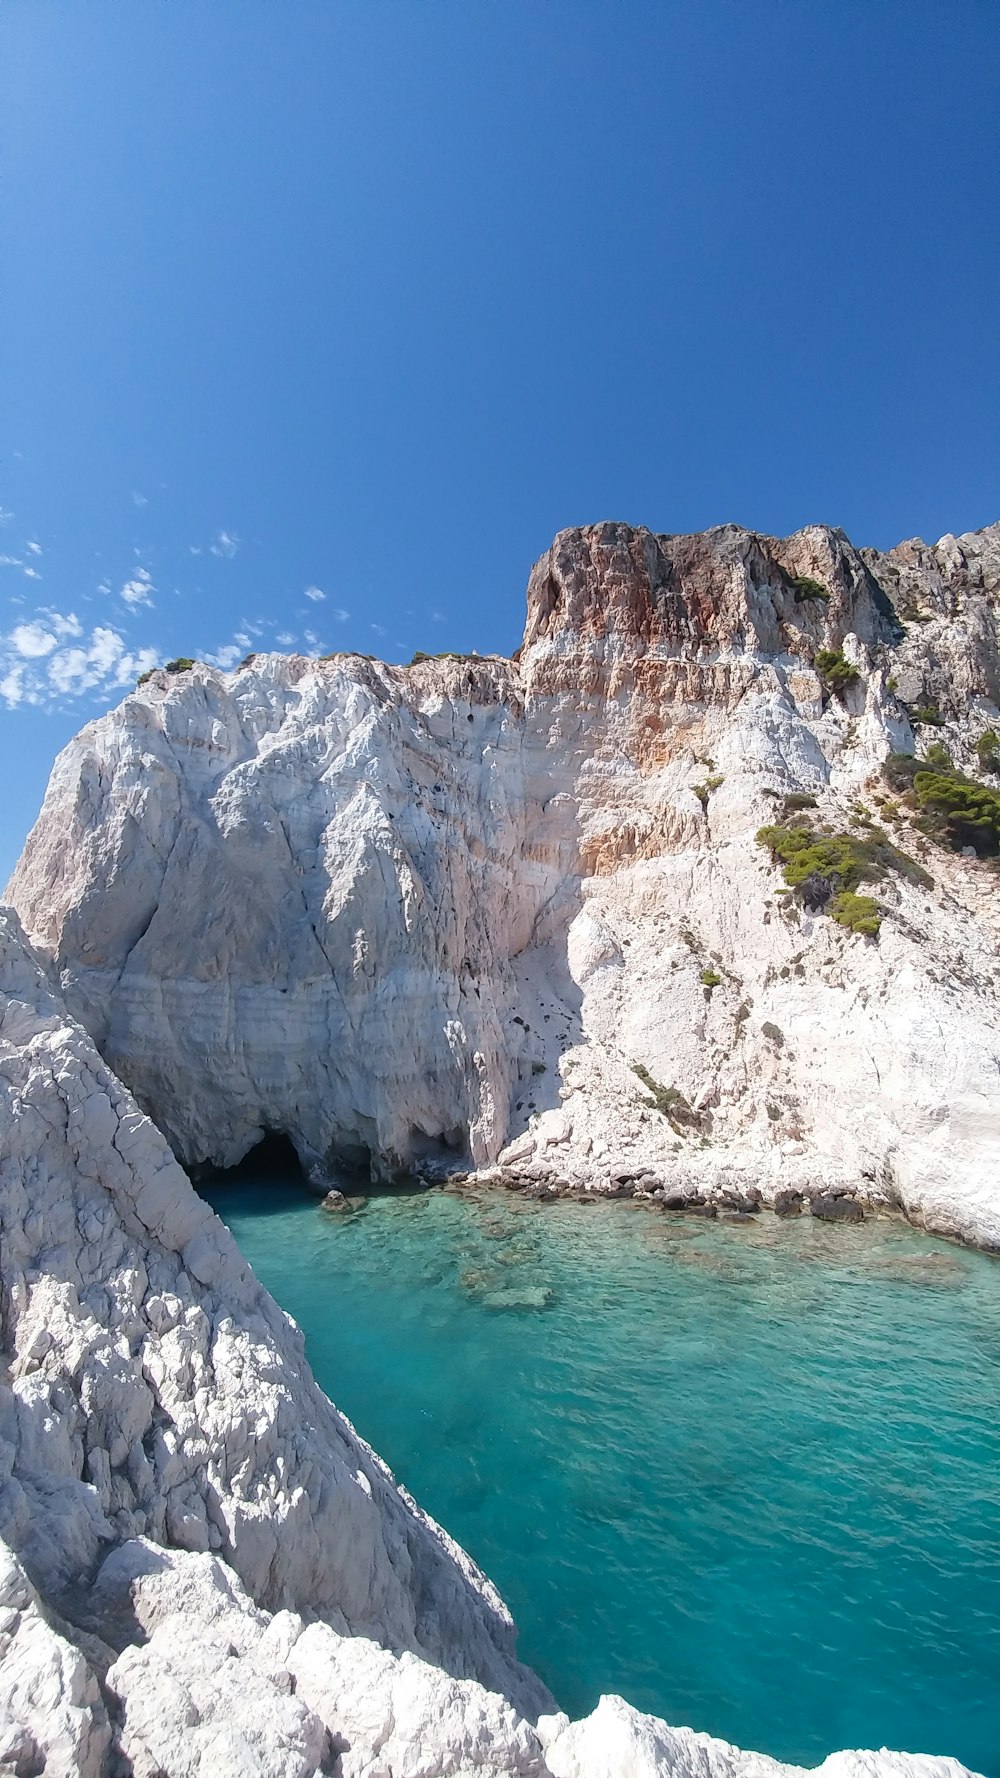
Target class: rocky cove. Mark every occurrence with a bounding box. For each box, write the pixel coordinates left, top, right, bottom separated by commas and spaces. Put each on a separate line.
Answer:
2, 517, 1000, 1775
204, 1167, 1000, 1774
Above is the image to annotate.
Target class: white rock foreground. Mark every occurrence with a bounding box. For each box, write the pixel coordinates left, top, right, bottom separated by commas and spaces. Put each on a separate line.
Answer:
0, 912, 979, 1778
3, 517, 998, 1773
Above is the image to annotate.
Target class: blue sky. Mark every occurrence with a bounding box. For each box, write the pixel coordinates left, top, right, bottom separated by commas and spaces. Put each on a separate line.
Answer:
2, 1, 998, 881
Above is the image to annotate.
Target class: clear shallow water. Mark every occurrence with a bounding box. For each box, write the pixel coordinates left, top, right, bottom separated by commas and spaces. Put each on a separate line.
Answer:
202, 1175, 1000, 1773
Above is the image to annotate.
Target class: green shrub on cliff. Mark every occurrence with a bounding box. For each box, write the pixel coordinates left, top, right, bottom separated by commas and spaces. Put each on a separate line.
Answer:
884, 748, 1000, 856
829, 891, 881, 938
975, 730, 1000, 773
693, 775, 724, 807
791, 575, 831, 604
912, 771, 1000, 855
632, 1064, 698, 1129
814, 648, 859, 696
756, 824, 879, 896
756, 815, 931, 940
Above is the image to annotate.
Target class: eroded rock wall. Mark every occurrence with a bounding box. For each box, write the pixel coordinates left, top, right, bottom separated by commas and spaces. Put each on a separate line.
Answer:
0, 825, 986, 1774
0, 907, 546, 1716
7, 518, 1000, 1247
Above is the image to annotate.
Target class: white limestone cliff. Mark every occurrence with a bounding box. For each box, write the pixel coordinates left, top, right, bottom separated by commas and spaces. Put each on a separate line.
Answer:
7, 517, 1000, 1248
0, 907, 982, 1777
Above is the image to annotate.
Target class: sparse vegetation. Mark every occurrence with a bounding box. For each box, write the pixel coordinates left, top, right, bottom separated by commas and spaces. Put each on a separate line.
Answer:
790, 574, 831, 604
693, 775, 724, 807
782, 791, 818, 813
631, 1064, 699, 1130
910, 703, 945, 727
912, 771, 1000, 855
756, 812, 932, 941
884, 750, 1000, 857
814, 648, 860, 696
136, 669, 155, 686
883, 752, 922, 792
976, 729, 1000, 774
700, 967, 722, 990
829, 890, 881, 938
164, 657, 195, 674
408, 650, 472, 666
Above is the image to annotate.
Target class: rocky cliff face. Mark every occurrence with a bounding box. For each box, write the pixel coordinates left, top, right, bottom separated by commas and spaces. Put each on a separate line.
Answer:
0, 910, 981, 1776
8, 518, 1000, 1250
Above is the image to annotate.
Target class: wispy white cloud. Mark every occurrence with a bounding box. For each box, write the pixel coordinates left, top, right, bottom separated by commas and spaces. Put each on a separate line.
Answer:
9, 622, 59, 659
0, 666, 25, 707
204, 643, 244, 669
0, 610, 157, 710
132, 491, 148, 507
201, 621, 266, 669
370, 622, 387, 637
22, 566, 40, 582
47, 627, 155, 697
275, 630, 296, 646
0, 508, 13, 527
333, 606, 350, 622
25, 540, 42, 557
0, 555, 22, 568
210, 530, 239, 559
120, 567, 154, 609
7, 611, 82, 659
304, 585, 325, 603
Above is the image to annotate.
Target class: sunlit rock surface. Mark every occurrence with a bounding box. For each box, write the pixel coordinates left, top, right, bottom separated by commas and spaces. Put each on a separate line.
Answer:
0, 911, 547, 1703
9, 518, 1000, 1248
0, 906, 982, 1774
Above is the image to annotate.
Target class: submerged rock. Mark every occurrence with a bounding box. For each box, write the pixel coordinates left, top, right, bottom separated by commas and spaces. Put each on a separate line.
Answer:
481, 1285, 553, 1311
320, 1187, 353, 1213
812, 1194, 865, 1224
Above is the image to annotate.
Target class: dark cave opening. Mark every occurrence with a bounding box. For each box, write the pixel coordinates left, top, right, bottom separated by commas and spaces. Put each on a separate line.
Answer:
203, 1130, 313, 1196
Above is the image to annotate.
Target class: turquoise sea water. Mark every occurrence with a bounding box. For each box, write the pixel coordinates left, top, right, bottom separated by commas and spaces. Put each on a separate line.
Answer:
202, 1173, 1000, 1774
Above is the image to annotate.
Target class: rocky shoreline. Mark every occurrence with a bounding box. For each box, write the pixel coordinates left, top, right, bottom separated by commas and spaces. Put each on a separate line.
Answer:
9, 517, 1000, 1255
0, 905, 985, 1776
462, 1166, 869, 1224
4, 513, 1000, 1773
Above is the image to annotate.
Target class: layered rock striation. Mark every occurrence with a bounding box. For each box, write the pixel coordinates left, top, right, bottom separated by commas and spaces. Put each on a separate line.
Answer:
8, 516, 1000, 1248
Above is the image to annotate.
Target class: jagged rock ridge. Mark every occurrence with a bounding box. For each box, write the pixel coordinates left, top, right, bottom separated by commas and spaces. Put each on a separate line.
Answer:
8, 515, 1000, 1247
